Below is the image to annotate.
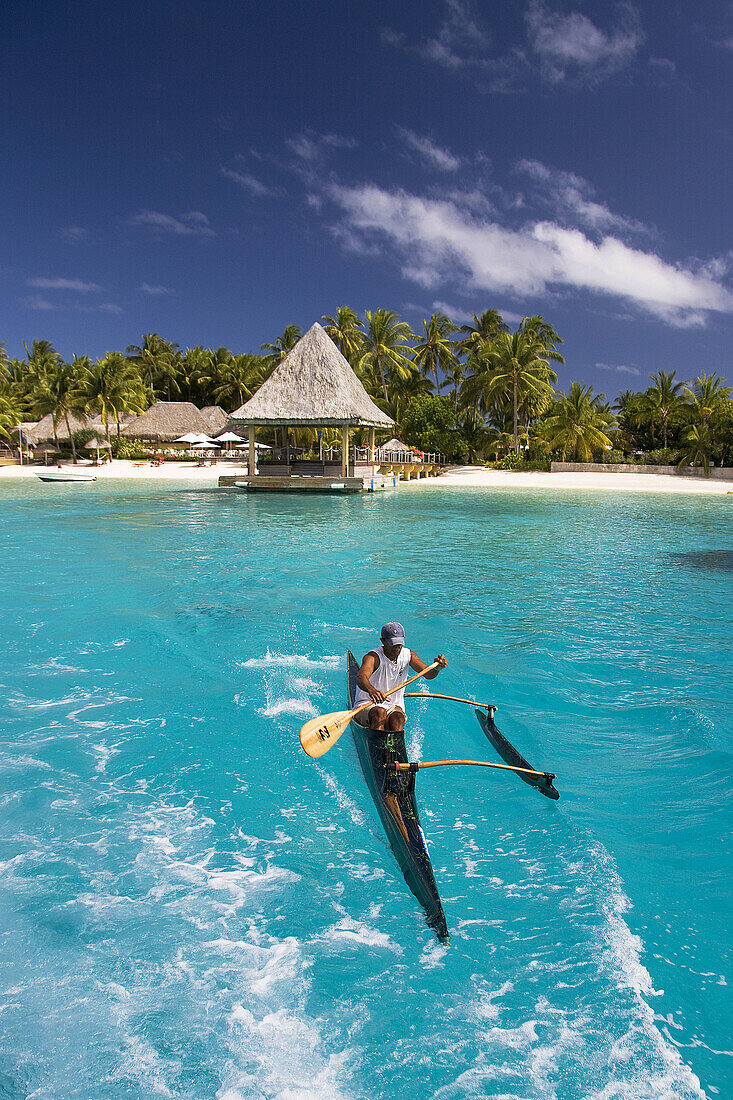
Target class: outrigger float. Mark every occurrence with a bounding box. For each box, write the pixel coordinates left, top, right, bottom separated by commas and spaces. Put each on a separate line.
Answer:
299, 651, 559, 943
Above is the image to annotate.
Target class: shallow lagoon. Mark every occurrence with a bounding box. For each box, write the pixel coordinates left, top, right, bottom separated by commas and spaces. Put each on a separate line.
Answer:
1, 479, 730, 1098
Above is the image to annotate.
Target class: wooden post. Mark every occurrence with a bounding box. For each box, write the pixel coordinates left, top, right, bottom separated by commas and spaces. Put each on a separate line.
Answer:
248, 428, 255, 476
341, 424, 349, 478
369, 427, 375, 467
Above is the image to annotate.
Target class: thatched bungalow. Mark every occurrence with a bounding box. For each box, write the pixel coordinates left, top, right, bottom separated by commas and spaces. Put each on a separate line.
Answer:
230, 322, 393, 477
200, 406, 229, 436
121, 401, 212, 443
33, 412, 95, 442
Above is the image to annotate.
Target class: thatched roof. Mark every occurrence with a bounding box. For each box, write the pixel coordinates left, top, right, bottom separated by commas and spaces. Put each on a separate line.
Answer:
378, 437, 415, 457
33, 412, 94, 442
231, 322, 393, 428
121, 401, 211, 442
200, 406, 229, 434
90, 413, 132, 431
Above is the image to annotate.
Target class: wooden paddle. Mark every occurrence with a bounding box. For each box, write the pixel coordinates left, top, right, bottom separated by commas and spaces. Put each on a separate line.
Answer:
299, 661, 440, 758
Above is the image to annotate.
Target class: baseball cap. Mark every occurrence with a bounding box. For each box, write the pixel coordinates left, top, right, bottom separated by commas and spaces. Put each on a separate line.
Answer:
380, 622, 405, 645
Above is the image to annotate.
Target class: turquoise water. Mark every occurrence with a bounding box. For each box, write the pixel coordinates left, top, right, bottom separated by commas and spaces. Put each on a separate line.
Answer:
1, 479, 731, 1099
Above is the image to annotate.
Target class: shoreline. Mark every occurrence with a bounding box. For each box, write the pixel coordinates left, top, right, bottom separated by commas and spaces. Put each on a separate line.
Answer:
411, 465, 732, 495
0, 460, 730, 494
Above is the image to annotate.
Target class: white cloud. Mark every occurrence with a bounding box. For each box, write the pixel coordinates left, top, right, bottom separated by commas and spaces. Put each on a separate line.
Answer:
27, 277, 101, 292
58, 226, 91, 242
597, 361, 641, 376
416, 0, 491, 70
383, 0, 641, 89
327, 183, 733, 326
221, 167, 273, 197
99, 303, 124, 314
22, 295, 56, 311
288, 132, 356, 166
140, 283, 172, 296
399, 129, 460, 171
128, 210, 215, 237
516, 159, 648, 235
433, 300, 524, 325
526, 1, 643, 81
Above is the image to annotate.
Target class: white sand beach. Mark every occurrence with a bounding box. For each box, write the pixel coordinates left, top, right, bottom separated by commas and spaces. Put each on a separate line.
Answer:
0, 460, 224, 483
413, 466, 733, 495
1, 461, 731, 494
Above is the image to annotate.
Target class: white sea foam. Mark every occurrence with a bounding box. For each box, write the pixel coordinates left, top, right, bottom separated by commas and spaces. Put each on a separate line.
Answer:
419, 941, 449, 970
241, 651, 343, 671
320, 916, 401, 953
91, 741, 119, 772
313, 765, 366, 826
220, 1004, 350, 1100
257, 697, 318, 718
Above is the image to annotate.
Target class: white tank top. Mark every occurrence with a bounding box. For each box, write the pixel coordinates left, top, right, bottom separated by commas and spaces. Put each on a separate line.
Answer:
355, 645, 412, 710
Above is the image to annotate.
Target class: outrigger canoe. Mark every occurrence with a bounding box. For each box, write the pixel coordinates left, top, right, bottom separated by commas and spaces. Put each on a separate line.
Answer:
347, 650, 449, 943
346, 651, 559, 941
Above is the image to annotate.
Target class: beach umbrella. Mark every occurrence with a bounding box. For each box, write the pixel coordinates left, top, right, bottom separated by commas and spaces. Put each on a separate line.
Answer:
173, 433, 203, 445
214, 432, 244, 444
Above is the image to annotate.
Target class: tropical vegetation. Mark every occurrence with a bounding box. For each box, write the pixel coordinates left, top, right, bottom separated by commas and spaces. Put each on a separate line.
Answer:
1, 310, 731, 473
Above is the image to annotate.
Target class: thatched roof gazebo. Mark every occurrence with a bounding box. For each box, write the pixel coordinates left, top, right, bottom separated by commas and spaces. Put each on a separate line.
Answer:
121, 401, 212, 443
230, 322, 393, 477
377, 438, 416, 459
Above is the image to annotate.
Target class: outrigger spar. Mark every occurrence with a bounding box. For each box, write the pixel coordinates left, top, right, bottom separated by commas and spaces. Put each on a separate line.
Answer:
300, 652, 560, 943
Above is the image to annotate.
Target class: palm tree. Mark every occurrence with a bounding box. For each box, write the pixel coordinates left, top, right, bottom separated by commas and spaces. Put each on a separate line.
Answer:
127, 334, 180, 399
212, 354, 267, 410
322, 307, 364, 366
262, 325, 302, 368
358, 310, 416, 403
456, 309, 508, 359
469, 329, 558, 452
677, 424, 713, 475
31, 357, 88, 462
385, 370, 433, 428
518, 316, 565, 365
179, 346, 210, 402
541, 383, 614, 461
412, 312, 457, 393
647, 370, 685, 450
83, 353, 146, 440
0, 346, 23, 443
685, 373, 730, 426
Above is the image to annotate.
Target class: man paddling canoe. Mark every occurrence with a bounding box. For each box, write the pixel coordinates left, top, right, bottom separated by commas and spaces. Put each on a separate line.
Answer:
354, 622, 447, 732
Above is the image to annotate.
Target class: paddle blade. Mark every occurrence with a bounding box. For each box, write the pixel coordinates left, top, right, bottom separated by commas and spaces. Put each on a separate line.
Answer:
299, 709, 354, 758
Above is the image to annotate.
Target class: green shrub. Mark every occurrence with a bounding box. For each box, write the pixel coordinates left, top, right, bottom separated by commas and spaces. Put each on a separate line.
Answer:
485, 451, 551, 472
112, 437, 149, 459
644, 448, 677, 466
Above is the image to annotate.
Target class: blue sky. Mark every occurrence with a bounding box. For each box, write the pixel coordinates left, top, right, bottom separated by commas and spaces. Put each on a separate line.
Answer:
2, 0, 732, 396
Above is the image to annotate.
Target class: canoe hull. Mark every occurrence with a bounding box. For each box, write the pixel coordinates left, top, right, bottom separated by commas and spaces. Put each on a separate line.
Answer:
347, 650, 448, 942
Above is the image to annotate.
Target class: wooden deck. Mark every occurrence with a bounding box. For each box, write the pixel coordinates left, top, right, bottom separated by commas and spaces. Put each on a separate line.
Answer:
218, 457, 444, 493
218, 472, 401, 492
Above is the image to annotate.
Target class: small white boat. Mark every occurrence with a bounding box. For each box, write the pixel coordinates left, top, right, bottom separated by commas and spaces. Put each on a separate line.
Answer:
36, 471, 97, 483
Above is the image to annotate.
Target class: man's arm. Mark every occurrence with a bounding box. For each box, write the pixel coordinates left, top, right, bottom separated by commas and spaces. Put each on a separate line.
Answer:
356, 651, 386, 703
410, 651, 448, 679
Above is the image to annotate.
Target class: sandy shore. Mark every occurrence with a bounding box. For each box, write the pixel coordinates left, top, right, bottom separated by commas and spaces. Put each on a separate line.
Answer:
1, 461, 731, 494
0, 460, 225, 484
412, 465, 732, 495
